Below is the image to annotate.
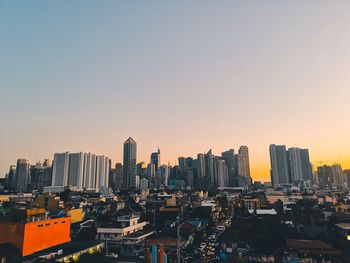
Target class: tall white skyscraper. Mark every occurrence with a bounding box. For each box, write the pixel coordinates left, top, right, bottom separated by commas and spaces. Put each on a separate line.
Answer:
68, 152, 84, 189
52, 152, 69, 186
52, 152, 109, 191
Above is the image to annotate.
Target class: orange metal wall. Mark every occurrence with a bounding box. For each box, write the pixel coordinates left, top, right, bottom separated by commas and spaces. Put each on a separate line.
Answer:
22, 217, 71, 256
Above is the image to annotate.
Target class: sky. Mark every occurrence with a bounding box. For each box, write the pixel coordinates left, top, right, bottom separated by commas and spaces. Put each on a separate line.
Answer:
1, 1, 350, 181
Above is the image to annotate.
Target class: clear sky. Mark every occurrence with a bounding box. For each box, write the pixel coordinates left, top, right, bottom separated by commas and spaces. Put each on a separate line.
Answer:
1, 1, 350, 181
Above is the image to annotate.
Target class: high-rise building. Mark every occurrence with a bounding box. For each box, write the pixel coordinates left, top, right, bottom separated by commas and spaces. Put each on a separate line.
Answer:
52, 152, 69, 186
15, 159, 30, 192
147, 163, 156, 178
109, 163, 123, 190
150, 148, 160, 173
288, 148, 304, 182
195, 153, 206, 189
269, 144, 290, 186
238, 146, 252, 184
160, 165, 170, 187
123, 137, 137, 190
344, 170, 350, 189
140, 177, 149, 190
6, 165, 16, 190
221, 149, 235, 168
300, 149, 313, 181
82, 152, 96, 189
68, 153, 84, 188
216, 158, 229, 187
288, 147, 312, 185
332, 164, 345, 188
52, 152, 109, 191
317, 165, 333, 189
30, 162, 52, 191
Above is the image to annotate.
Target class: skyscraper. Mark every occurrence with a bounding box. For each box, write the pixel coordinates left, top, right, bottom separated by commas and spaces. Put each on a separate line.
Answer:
288, 148, 304, 182
52, 152, 69, 186
150, 148, 160, 173
269, 144, 290, 186
238, 146, 251, 184
30, 162, 52, 191
15, 159, 30, 192
52, 152, 109, 191
68, 152, 84, 188
332, 164, 345, 188
221, 149, 237, 187
317, 165, 333, 189
288, 147, 312, 185
6, 165, 16, 190
109, 163, 123, 190
123, 137, 137, 190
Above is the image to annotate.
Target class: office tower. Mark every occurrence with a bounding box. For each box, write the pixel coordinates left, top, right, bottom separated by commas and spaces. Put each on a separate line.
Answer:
222, 149, 235, 168
269, 144, 290, 186
160, 165, 170, 187
317, 165, 333, 189
238, 146, 252, 184
68, 152, 84, 188
206, 150, 215, 190
300, 149, 312, 181
135, 175, 140, 189
123, 137, 137, 189
30, 162, 52, 191
221, 150, 237, 187
115, 163, 123, 189
140, 178, 149, 190
332, 164, 345, 188
6, 165, 16, 190
288, 148, 303, 182
344, 170, 350, 188
287, 147, 313, 186
195, 153, 206, 189
147, 163, 156, 178
178, 157, 186, 177
150, 148, 160, 173
52, 152, 69, 186
216, 158, 229, 187
109, 163, 123, 190
15, 159, 30, 192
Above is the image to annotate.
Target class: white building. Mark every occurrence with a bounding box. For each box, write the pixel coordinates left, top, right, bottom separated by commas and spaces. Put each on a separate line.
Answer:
52, 152, 70, 186
96, 215, 153, 256
52, 152, 109, 191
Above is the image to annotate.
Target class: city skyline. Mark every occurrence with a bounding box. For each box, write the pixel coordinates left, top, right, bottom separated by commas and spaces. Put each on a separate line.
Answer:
1, 139, 350, 183
1, 1, 350, 181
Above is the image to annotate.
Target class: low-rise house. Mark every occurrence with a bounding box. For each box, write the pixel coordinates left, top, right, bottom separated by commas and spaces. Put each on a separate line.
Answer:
96, 215, 153, 256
